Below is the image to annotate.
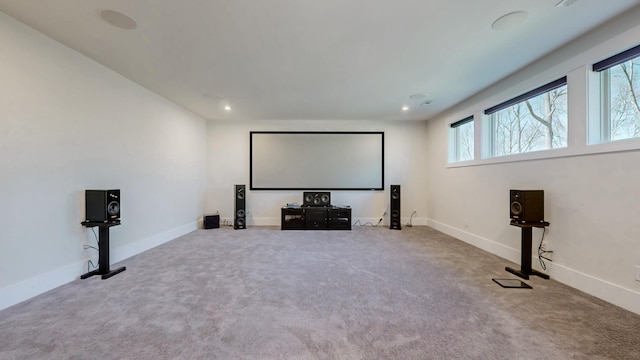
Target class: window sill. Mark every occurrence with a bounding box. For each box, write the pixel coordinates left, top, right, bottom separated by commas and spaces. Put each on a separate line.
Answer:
446, 138, 640, 168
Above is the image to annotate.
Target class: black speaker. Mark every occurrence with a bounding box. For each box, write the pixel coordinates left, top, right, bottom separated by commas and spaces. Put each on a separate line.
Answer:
234, 184, 246, 229
390, 185, 401, 230
303, 192, 331, 207
204, 214, 220, 229
510, 190, 544, 223
85, 189, 120, 222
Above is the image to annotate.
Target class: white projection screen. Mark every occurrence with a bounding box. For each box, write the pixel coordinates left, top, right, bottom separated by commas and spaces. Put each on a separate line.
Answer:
250, 131, 384, 190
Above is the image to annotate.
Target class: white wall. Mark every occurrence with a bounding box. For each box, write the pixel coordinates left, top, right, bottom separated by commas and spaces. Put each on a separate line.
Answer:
425, 8, 640, 314
205, 119, 428, 227
0, 13, 207, 310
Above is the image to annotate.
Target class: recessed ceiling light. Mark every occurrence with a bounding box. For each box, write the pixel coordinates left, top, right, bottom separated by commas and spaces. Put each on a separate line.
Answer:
224, 105, 231, 111
99, 10, 137, 30
409, 93, 427, 100
401, 106, 409, 112
491, 11, 528, 31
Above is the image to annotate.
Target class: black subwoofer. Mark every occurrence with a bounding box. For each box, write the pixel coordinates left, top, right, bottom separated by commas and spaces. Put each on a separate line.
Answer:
204, 214, 220, 229
85, 189, 120, 222
234, 184, 246, 229
390, 185, 401, 230
303, 192, 331, 207
510, 190, 544, 223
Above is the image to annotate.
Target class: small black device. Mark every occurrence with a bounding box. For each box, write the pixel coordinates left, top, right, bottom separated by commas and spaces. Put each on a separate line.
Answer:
85, 189, 120, 222
204, 214, 220, 229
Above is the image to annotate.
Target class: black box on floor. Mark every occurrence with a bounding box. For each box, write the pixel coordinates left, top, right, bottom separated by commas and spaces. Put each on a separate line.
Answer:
204, 214, 220, 229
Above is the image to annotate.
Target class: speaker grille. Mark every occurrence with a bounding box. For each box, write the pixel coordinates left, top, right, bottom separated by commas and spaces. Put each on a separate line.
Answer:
107, 201, 120, 217
510, 201, 522, 216
304, 193, 314, 204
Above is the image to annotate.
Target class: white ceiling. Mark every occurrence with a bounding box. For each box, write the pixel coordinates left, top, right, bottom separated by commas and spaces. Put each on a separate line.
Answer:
1, 0, 639, 121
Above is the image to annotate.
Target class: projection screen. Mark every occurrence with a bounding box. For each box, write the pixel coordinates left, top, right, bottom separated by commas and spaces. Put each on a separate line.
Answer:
250, 131, 384, 190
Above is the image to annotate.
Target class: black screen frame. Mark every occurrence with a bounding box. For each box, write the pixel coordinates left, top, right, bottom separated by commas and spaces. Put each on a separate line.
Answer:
250, 131, 385, 191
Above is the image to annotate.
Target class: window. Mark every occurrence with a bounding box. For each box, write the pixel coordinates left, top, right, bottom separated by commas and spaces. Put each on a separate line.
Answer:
592, 43, 640, 144
484, 77, 568, 158
449, 116, 474, 162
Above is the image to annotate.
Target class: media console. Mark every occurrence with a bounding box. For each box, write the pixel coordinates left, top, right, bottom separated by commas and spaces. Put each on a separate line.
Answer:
281, 206, 351, 230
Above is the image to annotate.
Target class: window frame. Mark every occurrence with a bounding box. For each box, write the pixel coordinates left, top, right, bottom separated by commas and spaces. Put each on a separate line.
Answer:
449, 116, 474, 163
483, 77, 568, 159
591, 43, 640, 144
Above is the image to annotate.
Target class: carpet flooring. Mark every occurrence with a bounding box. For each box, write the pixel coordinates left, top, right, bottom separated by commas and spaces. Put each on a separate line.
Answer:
1, 226, 639, 359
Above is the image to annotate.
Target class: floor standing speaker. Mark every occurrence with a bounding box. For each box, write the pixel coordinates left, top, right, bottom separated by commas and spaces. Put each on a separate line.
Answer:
85, 189, 120, 222
510, 189, 544, 223
234, 184, 246, 229
390, 185, 401, 230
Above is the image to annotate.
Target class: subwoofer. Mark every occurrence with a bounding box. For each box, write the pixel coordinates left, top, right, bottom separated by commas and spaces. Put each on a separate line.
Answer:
234, 184, 246, 229
510, 190, 544, 223
85, 189, 120, 222
303, 192, 331, 207
204, 214, 220, 229
390, 185, 401, 230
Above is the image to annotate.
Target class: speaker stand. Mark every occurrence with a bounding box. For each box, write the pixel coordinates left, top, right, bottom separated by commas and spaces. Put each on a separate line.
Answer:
80, 221, 126, 280
505, 221, 550, 280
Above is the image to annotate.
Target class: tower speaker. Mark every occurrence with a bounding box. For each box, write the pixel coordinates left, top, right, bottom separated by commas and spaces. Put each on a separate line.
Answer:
510, 190, 544, 223
234, 184, 246, 229
303, 192, 331, 207
390, 185, 401, 230
85, 189, 120, 222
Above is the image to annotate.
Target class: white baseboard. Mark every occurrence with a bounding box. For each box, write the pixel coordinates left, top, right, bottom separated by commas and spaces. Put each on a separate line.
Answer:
111, 221, 198, 263
427, 218, 640, 316
550, 262, 640, 316
0, 260, 86, 312
0, 222, 198, 312
427, 219, 520, 263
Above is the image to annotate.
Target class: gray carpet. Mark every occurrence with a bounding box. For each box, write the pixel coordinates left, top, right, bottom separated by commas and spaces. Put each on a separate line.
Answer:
1, 226, 639, 359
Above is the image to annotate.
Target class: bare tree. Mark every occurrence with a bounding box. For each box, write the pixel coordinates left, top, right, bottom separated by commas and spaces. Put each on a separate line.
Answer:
525, 87, 567, 149
605, 61, 640, 140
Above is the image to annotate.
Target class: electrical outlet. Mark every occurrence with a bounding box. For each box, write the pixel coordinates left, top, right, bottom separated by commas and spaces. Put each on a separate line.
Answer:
635, 265, 640, 282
